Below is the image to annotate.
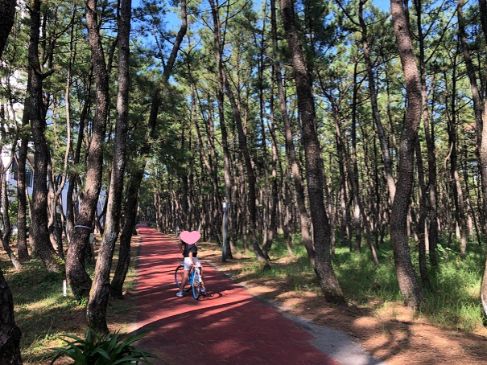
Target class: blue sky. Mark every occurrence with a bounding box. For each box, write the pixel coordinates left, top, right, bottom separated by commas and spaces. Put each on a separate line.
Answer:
132, 0, 392, 28
130, 0, 392, 53
372, 0, 390, 11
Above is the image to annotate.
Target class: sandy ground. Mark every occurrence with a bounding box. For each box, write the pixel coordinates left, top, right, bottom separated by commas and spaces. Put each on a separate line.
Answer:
197, 243, 487, 365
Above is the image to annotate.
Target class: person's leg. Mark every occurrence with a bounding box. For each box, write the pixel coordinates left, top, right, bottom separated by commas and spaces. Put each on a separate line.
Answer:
179, 269, 189, 290
193, 258, 206, 292
177, 258, 192, 296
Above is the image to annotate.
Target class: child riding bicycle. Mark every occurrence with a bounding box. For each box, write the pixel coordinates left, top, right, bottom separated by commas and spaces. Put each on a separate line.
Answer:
176, 230, 206, 297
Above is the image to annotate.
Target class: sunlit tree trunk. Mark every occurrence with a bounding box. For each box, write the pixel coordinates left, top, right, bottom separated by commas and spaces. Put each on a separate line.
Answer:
66, 0, 109, 299
87, 0, 131, 333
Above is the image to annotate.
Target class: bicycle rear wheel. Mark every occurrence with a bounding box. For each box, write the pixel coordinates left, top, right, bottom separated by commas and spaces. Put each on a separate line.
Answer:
191, 269, 202, 300
174, 265, 184, 288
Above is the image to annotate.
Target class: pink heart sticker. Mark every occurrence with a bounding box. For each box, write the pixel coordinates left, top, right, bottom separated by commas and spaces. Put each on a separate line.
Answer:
180, 230, 201, 245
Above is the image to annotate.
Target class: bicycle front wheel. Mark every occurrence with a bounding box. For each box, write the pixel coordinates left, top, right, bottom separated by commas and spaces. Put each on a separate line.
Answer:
174, 265, 184, 288
191, 270, 202, 300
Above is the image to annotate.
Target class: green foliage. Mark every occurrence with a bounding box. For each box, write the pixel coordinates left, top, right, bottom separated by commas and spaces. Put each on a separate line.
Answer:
51, 329, 154, 365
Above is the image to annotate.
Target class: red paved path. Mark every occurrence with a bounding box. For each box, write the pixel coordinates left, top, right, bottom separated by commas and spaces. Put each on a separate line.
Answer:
133, 227, 337, 365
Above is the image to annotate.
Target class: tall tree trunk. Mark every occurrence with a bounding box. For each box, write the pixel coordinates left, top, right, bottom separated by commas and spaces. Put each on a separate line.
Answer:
0, 156, 21, 270
413, 0, 439, 268
415, 138, 430, 287
0, 269, 22, 365
263, 108, 280, 254
16, 106, 30, 262
110, 0, 188, 296
446, 59, 468, 256
477, 0, 487, 316
479, 0, 487, 46
110, 169, 143, 298
271, 0, 314, 264
66, 0, 109, 299
66, 83, 90, 243
16, 54, 31, 263
457, 0, 487, 316
390, 0, 423, 309
0, 2, 23, 362
0, 0, 16, 55
223, 72, 269, 265
29, 0, 59, 273
87, 0, 131, 333
359, 0, 396, 204
280, 0, 344, 302
209, 0, 233, 262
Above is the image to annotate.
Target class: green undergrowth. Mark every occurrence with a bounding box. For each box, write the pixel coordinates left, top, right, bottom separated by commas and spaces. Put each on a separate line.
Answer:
2, 258, 86, 363
232, 234, 486, 333
1, 245, 138, 364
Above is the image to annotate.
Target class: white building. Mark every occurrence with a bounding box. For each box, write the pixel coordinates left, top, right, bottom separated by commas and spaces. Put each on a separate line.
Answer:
1, 145, 107, 222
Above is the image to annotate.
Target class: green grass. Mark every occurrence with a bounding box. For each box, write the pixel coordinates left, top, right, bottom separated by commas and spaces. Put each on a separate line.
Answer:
2, 245, 138, 364
234, 234, 486, 333
420, 244, 484, 332
2, 258, 86, 363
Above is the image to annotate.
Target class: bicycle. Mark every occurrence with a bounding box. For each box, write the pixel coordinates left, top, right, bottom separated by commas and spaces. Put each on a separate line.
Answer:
174, 263, 205, 300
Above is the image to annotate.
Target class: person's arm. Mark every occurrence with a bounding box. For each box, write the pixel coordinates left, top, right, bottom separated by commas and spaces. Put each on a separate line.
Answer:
188, 249, 196, 268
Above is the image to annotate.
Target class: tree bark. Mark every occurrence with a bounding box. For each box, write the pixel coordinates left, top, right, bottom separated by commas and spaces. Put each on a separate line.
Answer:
390, 0, 423, 309
413, 0, 439, 268
359, 0, 396, 204
28, 0, 60, 273
0, 159, 21, 270
0, 3, 23, 362
0, 269, 22, 365
271, 0, 314, 264
16, 80, 30, 263
66, 0, 110, 299
280, 0, 344, 302
110, 0, 188, 296
223, 71, 270, 265
209, 0, 233, 262
457, 0, 487, 316
110, 169, 143, 298
477, 0, 487, 317
446, 60, 468, 256
66, 78, 91, 243
414, 138, 430, 287
0, 0, 16, 57
87, 0, 131, 333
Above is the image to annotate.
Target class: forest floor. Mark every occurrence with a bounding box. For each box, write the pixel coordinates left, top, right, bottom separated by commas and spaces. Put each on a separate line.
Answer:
198, 242, 487, 365
4, 229, 487, 364
0, 236, 140, 364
